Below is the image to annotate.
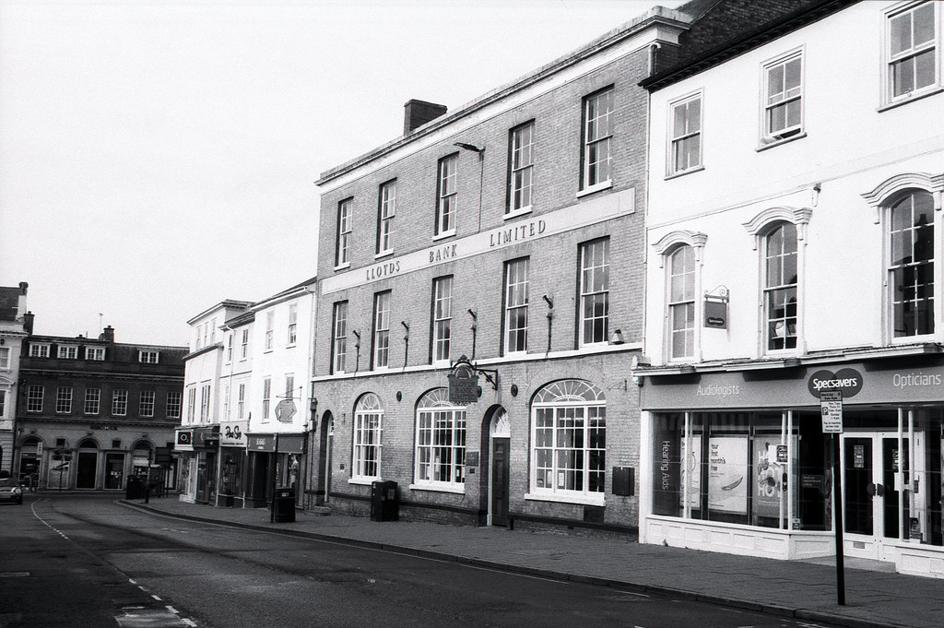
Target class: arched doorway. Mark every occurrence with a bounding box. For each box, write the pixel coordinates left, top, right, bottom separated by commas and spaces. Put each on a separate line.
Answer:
76, 438, 99, 490
316, 411, 334, 505
481, 406, 510, 526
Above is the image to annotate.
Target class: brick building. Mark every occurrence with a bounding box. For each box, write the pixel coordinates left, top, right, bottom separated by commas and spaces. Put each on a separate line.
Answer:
307, 7, 706, 532
15, 323, 186, 491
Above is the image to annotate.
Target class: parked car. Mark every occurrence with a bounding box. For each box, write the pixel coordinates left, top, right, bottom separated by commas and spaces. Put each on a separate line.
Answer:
0, 477, 24, 505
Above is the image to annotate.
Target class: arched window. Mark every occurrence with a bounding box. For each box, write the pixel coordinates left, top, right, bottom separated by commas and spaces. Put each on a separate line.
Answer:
530, 380, 606, 502
888, 190, 935, 337
353, 393, 383, 481
764, 222, 798, 350
668, 245, 696, 359
414, 388, 467, 490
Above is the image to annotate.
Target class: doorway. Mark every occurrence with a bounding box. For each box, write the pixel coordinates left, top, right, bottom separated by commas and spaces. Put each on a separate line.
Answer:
488, 408, 510, 527
316, 412, 334, 505
842, 431, 923, 560
104, 453, 125, 490
76, 452, 98, 489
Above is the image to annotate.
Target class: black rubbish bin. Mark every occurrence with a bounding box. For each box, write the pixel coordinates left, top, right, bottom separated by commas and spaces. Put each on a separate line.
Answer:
272, 487, 296, 523
125, 475, 145, 500
370, 480, 399, 522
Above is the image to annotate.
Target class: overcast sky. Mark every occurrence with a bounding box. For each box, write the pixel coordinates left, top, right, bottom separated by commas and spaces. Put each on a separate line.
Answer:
0, 0, 677, 346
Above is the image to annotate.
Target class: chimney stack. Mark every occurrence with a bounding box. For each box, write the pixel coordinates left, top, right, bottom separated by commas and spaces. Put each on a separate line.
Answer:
23, 311, 34, 335
403, 99, 447, 135
99, 325, 115, 343
16, 281, 28, 320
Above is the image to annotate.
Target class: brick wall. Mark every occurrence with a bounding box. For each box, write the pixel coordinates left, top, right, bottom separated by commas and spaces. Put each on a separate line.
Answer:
310, 44, 651, 530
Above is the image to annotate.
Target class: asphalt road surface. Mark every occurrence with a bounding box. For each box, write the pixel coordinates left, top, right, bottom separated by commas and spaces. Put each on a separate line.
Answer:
0, 495, 838, 628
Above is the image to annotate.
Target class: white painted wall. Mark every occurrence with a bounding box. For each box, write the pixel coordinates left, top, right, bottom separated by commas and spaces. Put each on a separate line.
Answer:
645, 1, 944, 365
246, 288, 316, 435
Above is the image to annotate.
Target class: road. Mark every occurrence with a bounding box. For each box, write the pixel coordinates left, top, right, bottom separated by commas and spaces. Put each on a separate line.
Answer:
0, 495, 837, 627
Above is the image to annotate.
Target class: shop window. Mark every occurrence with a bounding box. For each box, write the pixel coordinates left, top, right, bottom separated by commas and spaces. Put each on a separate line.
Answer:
887, 189, 934, 338
651, 411, 829, 531
530, 379, 606, 503
414, 388, 466, 490
352, 393, 383, 481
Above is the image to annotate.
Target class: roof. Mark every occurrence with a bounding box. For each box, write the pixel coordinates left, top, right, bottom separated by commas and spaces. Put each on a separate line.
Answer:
642, 0, 857, 91
186, 299, 254, 325
316, 5, 693, 186
251, 275, 317, 311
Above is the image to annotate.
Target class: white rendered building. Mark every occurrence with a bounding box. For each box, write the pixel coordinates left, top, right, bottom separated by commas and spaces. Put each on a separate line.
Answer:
636, 0, 944, 577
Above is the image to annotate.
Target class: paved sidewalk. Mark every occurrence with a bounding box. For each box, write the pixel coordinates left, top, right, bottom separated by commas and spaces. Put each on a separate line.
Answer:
118, 497, 944, 628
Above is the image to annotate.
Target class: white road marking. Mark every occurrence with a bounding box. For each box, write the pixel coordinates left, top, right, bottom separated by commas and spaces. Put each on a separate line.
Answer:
30, 500, 70, 540
151, 594, 162, 601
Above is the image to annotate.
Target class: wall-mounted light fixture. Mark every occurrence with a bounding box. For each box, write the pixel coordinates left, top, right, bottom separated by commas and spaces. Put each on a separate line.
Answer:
454, 142, 484, 154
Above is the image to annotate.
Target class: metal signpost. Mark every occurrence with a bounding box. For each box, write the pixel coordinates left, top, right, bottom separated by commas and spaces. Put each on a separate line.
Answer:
820, 389, 845, 605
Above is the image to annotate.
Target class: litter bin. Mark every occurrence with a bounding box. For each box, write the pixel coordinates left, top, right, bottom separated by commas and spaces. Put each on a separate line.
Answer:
272, 487, 296, 523
125, 475, 145, 500
370, 480, 398, 522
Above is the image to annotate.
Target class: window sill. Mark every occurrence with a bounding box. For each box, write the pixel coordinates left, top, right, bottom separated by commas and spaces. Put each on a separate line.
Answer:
576, 180, 612, 199
524, 491, 605, 507
348, 477, 378, 486
285, 344, 296, 349
665, 165, 704, 181
503, 206, 533, 221
878, 86, 943, 113
432, 230, 456, 242
756, 131, 807, 152
374, 250, 394, 260
409, 482, 465, 495
333, 262, 351, 272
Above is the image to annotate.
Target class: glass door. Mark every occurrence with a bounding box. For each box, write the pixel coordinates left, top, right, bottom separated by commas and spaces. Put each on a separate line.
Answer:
841, 432, 911, 560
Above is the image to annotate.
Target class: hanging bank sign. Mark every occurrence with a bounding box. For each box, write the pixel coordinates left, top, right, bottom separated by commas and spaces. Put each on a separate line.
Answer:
321, 188, 635, 295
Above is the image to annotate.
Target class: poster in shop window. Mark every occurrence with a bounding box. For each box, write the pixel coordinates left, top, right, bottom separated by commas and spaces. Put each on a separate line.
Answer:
753, 439, 785, 520
678, 435, 702, 509
708, 435, 748, 515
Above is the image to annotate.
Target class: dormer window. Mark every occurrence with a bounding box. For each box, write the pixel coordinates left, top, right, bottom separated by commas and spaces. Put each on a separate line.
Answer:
138, 350, 160, 364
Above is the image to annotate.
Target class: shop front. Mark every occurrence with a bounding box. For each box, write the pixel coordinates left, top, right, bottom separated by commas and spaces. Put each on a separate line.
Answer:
245, 433, 305, 509
638, 350, 944, 578
218, 420, 248, 507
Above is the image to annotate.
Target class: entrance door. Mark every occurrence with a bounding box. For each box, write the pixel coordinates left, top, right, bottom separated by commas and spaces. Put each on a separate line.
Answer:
490, 437, 510, 526
104, 453, 124, 490
76, 451, 98, 489
842, 432, 915, 560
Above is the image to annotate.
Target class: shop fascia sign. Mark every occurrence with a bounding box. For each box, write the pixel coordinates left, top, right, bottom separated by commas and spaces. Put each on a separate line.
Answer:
320, 188, 635, 295
220, 421, 248, 447
175, 429, 194, 452
807, 368, 863, 399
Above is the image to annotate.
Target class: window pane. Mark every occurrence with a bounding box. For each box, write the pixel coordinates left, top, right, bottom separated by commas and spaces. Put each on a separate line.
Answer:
915, 49, 935, 90
914, 3, 935, 46
893, 57, 915, 96
768, 64, 785, 99
784, 58, 801, 91
687, 99, 701, 132
890, 12, 911, 56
